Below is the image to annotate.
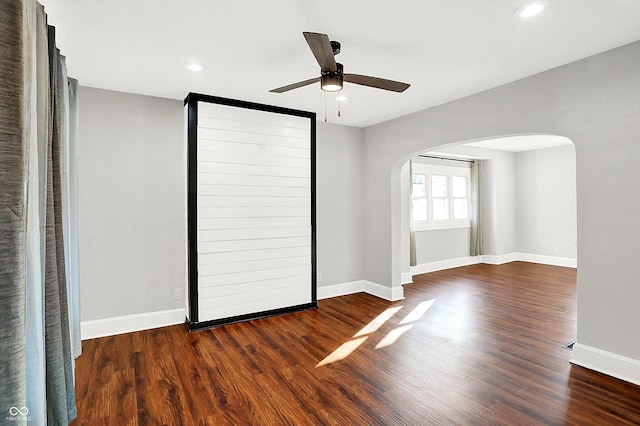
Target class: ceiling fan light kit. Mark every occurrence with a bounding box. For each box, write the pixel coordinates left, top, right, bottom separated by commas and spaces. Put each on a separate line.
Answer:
270, 32, 410, 94
321, 63, 344, 92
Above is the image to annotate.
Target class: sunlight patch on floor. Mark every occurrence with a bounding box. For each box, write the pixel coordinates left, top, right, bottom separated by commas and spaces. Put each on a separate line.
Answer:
316, 337, 368, 367
316, 299, 436, 367
399, 299, 435, 325
375, 324, 413, 349
353, 306, 403, 338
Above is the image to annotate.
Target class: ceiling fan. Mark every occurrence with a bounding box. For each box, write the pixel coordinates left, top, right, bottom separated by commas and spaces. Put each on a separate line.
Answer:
270, 32, 410, 94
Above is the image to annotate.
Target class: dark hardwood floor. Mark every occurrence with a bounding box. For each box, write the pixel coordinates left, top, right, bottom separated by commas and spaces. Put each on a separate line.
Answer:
72, 262, 640, 425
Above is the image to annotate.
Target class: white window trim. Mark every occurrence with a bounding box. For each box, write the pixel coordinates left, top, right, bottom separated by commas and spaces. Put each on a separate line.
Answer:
412, 163, 471, 232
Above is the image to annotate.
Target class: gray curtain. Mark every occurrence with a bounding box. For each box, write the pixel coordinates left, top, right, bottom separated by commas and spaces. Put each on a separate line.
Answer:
470, 160, 484, 256
409, 160, 417, 267
0, 0, 29, 418
1, 1, 79, 424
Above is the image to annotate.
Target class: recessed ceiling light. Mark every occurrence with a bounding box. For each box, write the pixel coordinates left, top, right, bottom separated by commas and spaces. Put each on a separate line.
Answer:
518, 1, 545, 18
336, 95, 348, 101
185, 62, 205, 72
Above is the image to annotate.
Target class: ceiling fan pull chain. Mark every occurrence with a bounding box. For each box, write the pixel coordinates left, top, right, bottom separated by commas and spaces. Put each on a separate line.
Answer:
338, 99, 341, 117
324, 92, 328, 122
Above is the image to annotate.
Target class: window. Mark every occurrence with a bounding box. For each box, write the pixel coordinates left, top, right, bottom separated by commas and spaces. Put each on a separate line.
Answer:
412, 174, 427, 221
412, 163, 470, 231
431, 175, 449, 220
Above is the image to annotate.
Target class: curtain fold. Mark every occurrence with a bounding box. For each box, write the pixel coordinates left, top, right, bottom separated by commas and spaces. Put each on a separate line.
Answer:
25, 3, 48, 425
409, 160, 417, 267
66, 77, 81, 360
1, 1, 78, 424
45, 27, 77, 424
470, 160, 484, 256
0, 0, 29, 416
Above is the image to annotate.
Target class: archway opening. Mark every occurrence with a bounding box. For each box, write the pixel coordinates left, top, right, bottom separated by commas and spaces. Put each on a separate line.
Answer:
395, 134, 576, 285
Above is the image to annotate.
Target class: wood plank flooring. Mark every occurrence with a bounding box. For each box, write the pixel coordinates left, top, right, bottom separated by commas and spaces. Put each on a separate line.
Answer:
72, 262, 640, 425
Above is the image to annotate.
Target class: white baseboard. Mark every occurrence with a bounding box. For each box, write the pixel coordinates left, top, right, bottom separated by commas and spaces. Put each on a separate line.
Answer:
318, 280, 404, 302
401, 272, 413, 285
81, 308, 185, 340
481, 253, 519, 265
363, 280, 404, 301
410, 256, 482, 275
410, 252, 577, 278
515, 252, 577, 268
571, 343, 640, 387
317, 280, 365, 300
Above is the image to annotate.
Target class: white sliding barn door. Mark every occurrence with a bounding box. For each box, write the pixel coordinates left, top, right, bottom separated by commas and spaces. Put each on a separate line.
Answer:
186, 94, 316, 328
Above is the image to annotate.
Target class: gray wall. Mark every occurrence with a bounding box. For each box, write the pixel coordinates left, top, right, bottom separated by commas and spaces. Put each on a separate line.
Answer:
482, 150, 517, 256
414, 228, 469, 264
516, 145, 577, 258
316, 122, 365, 287
78, 87, 186, 321
78, 88, 364, 321
362, 40, 640, 362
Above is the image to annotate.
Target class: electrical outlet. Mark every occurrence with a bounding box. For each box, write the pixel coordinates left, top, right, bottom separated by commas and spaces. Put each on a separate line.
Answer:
174, 288, 183, 300
317, 272, 322, 282
554, 248, 559, 255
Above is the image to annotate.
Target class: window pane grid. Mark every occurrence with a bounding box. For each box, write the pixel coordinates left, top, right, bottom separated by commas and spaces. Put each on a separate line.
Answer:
412, 168, 470, 227
412, 173, 427, 221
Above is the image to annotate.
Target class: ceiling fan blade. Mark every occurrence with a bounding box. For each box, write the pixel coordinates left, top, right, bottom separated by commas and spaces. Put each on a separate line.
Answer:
269, 77, 320, 93
303, 32, 337, 72
344, 74, 410, 93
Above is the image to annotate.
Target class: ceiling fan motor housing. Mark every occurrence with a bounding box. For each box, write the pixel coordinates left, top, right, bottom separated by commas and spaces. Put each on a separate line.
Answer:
330, 40, 341, 55
321, 63, 344, 91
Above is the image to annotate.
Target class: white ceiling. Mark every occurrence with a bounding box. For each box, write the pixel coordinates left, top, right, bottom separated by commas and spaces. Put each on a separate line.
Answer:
40, 0, 640, 128
464, 134, 573, 152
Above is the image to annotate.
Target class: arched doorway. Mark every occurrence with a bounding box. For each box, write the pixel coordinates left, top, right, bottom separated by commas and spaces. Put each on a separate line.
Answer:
396, 134, 577, 282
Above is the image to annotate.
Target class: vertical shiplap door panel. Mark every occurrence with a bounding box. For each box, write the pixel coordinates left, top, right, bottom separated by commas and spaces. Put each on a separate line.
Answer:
199, 246, 310, 265
198, 206, 310, 218
198, 150, 310, 169
197, 236, 310, 253
199, 255, 309, 276
198, 118, 310, 141
195, 99, 313, 323
198, 139, 310, 159
199, 265, 311, 288
198, 174, 309, 188
200, 284, 311, 309
199, 292, 312, 323
198, 128, 309, 149
198, 226, 310, 242
198, 216, 310, 230
198, 101, 309, 129
198, 184, 310, 198
198, 161, 310, 178
197, 195, 310, 208
199, 275, 311, 299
